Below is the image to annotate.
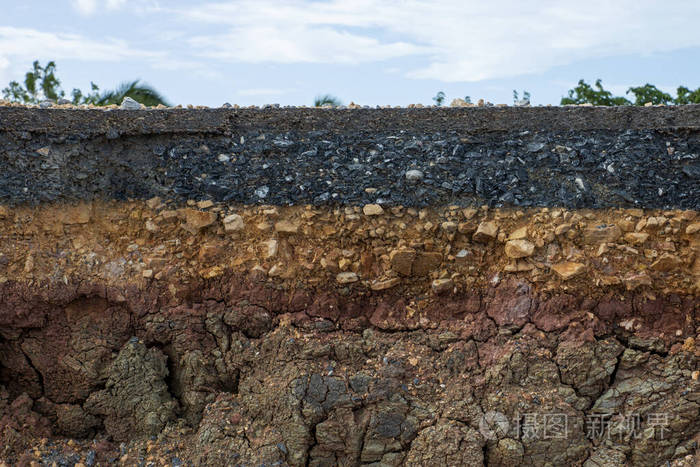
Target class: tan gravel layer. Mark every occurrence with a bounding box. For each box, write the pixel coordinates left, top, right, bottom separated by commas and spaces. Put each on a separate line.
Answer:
0, 201, 697, 299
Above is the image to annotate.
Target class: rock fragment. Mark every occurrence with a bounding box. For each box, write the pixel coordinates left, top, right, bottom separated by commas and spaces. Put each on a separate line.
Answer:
504, 239, 535, 258
583, 224, 621, 244
390, 249, 415, 276
624, 272, 652, 290
624, 232, 649, 244
431, 278, 453, 294
275, 220, 299, 234
363, 204, 384, 216
651, 253, 682, 272
179, 209, 217, 234
223, 213, 245, 232
120, 96, 142, 110
370, 277, 400, 291
473, 221, 498, 242
405, 169, 424, 181
336, 272, 358, 284
551, 262, 586, 280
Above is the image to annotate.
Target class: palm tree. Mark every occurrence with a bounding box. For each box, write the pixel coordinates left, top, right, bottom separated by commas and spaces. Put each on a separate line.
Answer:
314, 94, 341, 107
432, 91, 446, 106
91, 80, 170, 107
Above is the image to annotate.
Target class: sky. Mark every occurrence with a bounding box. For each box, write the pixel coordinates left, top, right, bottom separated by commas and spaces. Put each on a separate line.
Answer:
2, 0, 700, 107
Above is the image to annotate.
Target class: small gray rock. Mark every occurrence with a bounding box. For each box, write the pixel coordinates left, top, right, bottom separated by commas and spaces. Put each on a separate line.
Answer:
255, 186, 269, 199
120, 96, 142, 110
405, 169, 424, 181
221, 102, 232, 108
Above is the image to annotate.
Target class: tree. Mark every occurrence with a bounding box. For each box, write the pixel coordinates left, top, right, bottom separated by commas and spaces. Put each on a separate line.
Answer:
561, 79, 631, 106
88, 80, 170, 106
432, 91, 446, 106
674, 86, 700, 104
561, 79, 700, 106
2, 60, 169, 107
2, 60, 64, 104
626, 84, 672, 106
513, 90, 531, 105
314, 94, 341, 107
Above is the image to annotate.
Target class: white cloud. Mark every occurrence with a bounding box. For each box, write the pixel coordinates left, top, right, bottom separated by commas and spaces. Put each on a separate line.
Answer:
188, 27, 428, 64
72, 0, 97, 15
174, 0, 700, 82
0, 26, 164, 88
106, 0, 128, 9
0, 25, 220, 92
71, 0, 136, 15
0, 26, 157, 62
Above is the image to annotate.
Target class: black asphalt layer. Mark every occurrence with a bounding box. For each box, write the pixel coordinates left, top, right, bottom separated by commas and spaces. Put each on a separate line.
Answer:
0, 107, 698, 208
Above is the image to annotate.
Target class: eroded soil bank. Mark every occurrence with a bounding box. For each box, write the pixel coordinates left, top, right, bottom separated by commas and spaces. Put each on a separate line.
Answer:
0, 202, 698, 465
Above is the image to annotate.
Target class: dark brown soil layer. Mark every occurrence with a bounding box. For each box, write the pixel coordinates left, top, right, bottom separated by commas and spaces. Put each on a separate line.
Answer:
1, 269, 698, 466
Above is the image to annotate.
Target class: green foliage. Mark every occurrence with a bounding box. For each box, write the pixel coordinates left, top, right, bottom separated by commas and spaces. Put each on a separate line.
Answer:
464, 96, 471, 104
314, 94, 341, 107
626, 84, 672, 106
2, 60, 169, 107
2, 60, 64, 103
562, 79, 700, 106
89, 80, 170, 106
71, 82, 101, 105
674, 86, 700, 104
560, 79, 630, 106
432, 91, 446, 106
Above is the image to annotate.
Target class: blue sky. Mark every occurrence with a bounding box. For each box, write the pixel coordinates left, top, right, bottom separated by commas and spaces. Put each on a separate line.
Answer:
2, 0, 700, 106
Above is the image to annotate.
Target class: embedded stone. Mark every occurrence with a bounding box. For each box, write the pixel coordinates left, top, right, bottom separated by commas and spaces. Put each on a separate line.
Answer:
223, 214, 245, 232
624, 272, 652, 290
370, 278, 400, 291
551, 262, 586, 280
508, 226, 528, 240
554, 223, 571, 236
441, 221, 458, 233
363, 204, 384, 216
472, 221, 498, 242
458, 221, 477, 234
431, 278, 453, 294
196, 200, 214, 209
624, 232, 649, 245
275, 220, 299, 234
651, 253, 682, 272
178, 209, 217, 234
504, 239, 535, 258
583, 224, 621, 244
390, 248, 416, 276
264, 239, 278, 258
336, 272, 358, 284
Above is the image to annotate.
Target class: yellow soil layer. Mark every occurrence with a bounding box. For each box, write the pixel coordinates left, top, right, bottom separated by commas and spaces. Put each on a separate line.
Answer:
0, 201, 698, 297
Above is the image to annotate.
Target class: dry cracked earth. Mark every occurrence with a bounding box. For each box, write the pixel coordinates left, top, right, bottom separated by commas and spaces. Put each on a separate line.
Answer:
0, 106, 698, 466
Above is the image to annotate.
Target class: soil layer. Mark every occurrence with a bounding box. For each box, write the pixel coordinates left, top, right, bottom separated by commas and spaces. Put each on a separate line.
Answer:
0, 201, 698, 466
